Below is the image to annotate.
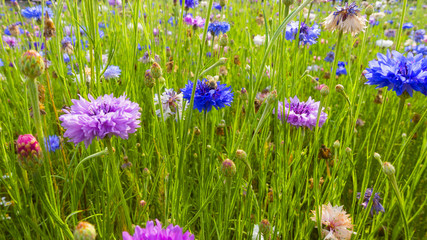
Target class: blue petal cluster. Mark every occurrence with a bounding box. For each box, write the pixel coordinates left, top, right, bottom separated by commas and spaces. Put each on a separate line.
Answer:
21, 5, 54, 19
285, 21, 320, 46
357, 188, 385, 216
208, 21, 230, 36
44, 135, 61, 152
405, 44, 427, 56
336, 61, 347, 76
412, 29, 426, 43
402, 22, 413, 29
365, 50, 427, 97
213, 2, 223, 11
104, 65, 121, 79
324, 51, 335, 63
180, 0, 199, 9
181, 79, 234, 112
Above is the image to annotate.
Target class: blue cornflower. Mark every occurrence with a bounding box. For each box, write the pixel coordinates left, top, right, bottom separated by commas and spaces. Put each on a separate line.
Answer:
402, 22, 413, 29
365, 50, 427, 97
336, 61, 347, 76
324, 51, 335, 63
206, 52, 212, 57
44, 135, 61, 152
181, 79, 234, 112
208, 21, 230, 36
412, 29, 426, 43
285, 21, 320, 46
357, 188, 385, 216
104, 65, 121, 79
213, 2, 223, 11
63, 53, 71, 63
21, 5, 54, 20
180, 0, 199, 9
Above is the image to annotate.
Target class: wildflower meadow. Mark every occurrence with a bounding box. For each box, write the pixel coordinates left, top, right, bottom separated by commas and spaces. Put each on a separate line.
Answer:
1, 0, 427, 239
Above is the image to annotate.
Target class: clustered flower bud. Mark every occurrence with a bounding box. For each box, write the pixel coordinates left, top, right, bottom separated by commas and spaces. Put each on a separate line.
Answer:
150, 62, 163, 79
144, 69, 155, 88
16, 134, 42, 171
365, 4, 374, 17
236, 149, 247, 160
73, 221, 97, 240
382, 162, 395, 176
320, 85, 329, 97
221, 159, 236, 178
19, 50, 45, 79
335, 84, 345, 93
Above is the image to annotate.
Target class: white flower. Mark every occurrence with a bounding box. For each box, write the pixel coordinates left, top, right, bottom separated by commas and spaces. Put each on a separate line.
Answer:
376, 39, 393, 48
370, 12, 385, 20
154, 89, 186, 121
253, 35, 266, 46
323, 3, 367, 36
311, 203, 356, 240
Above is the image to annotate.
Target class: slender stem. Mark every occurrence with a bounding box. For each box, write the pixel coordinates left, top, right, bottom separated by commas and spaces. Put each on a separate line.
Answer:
384, 97, 406, 162
388, 174, 410, 239
27, 78, 45, 151
395, 0, 408, 50
329, 30, 343, 86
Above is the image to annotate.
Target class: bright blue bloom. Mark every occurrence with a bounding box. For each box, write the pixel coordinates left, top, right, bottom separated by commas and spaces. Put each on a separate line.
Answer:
365, 50, 427, 97
285, 21, 321, 46
104, 65, 121, 79
99, 22, 107, 28
384, 10, 392, 14
63, 53, 70, 63
402, 22, 413, 29
137, 44, 142, 51
181, 79, 234, 112
336, 62, 347, 76
357, 188, 385, 216
405, 44, 427, 56
324, 51, 335, 63
208, 21, 230, 36
99, 29, 105, 38
213, 2, 223, 11
44, 135, 61, 152
206, 52, 212, 57
180, 0, 199, 9
412, 29, 426, 43
21, 5, 54, 19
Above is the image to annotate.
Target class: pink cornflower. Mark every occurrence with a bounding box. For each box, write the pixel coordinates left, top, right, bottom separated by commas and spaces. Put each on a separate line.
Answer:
311, 203, 355, 240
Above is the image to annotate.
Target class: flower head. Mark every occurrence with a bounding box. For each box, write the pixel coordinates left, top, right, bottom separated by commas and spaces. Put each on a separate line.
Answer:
2, 35, 19, 48
180, 0, 199, 9
324, 51, 335, 63
21, 5, 54, 20
44, 135, 60, 152
357, 188, 385, 215
286, 21, 321, 45
402, 22, 413, 29
181, 79, 234, 112
108, 0, 122, 6
275, 96, 327, 129
323, 2, 366, 36
74, 221, 96, 240
103, 65, 121, 79
311, 203, 355, 240
336, 61, 347, 76
183, 15, 205, 28
253, 35, 266, 46
208, 21, 230, 36
411, 29, 426, 43
59, 94, 141, 147
122, 219, 194, 240
154, 88, 187, 120
364, 50, 427, 97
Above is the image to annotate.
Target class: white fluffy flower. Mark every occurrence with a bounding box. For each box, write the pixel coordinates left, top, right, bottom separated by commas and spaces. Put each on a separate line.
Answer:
323, 2, 367, 36
253, 35, 266, 46
154, 89, 186, 121
376, 39, 393, 48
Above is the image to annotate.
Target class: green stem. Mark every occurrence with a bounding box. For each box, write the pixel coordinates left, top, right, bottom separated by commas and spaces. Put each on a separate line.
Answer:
329, 30, 343, 86
395, 0, 408, 50
384, 97, 406, 162
388, 174, 410, 239
27, 78, 45, 151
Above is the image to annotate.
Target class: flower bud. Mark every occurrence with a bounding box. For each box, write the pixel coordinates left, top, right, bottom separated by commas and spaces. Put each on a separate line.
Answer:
320, 85, 329, 97
73, 221, 97, 240
365, 5, 374, 17
140, 200, 147, 207
143, 168, 150, 178
194, 127, 201, 136
382, 162, 395, 176
335, 84, 345, 93
16, 134, 42, 171
345, 147, 352, 154
282, 0, 294, 6
43, 13, 56, 38
374, 152, 381, 161
150, 62, 162, 79
221, 159, 236, 178
19, 50, 45, 79
219, 34, 228, 47
333, 140, 340, 149
144, 69, 155, 88
236, 149, 247, 160
220, 0, 227, 7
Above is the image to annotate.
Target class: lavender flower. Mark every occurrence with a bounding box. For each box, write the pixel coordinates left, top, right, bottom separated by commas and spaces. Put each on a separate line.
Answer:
411, 29, 426, 43
208, 21, 230, 36
365, 50, 427, 97
122, 219, 194, 240
285, 21, 321, 46
181, 79, 234, 112
103, 65, 121, 79
405, 44, 427, 56
59, 94, 141, 147
180, 0, 199, 9
0, 58, 3, 67
21, 5, 54, 20
44, 135, 60, 152
357, 188, 385, 215
324, 51, 335, 63
154, 89, 187, 120
2, 35, 19, 48
275, 96, 327, 129
108, 0, 122, 6
336, 61, 347, 76
183, 15, 205, 29
384, 29, 396, 38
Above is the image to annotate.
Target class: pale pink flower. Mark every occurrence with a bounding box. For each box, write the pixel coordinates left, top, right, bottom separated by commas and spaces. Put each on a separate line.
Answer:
311, 203, 355, 240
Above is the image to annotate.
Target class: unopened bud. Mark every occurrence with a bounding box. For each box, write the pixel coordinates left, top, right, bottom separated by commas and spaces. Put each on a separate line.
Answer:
365, 5, 374, 16
259, 219, 271, 238
333, 140, 340, 149
143, 168, 150, 178
236, 149, 247, 160
140, 200, 147, 207
19, 50, 45, 79
374, 152, 381, 161
335, 84, 345, 93
73, 221, 96, 240
150, 62, 162, 79
219, 34, 228, 47
382, 162, 395, 176
320, 85, 329, 97
221, 159, 236, 178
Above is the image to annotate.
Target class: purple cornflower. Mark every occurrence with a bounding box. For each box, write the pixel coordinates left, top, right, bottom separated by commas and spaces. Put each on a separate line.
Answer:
21, 5, 54, 20
285, 21, 321, 46
123, 219, 194, 240
208, 21, 230, 36
274, 96, 327, 129
336, 61, 347, 76
44, 135, 61, 152
411, 29, 426, 43
153, 28, 159, 36
365, 50, 427, 97
324, 51, 335, 63
402, 22, 413, 29
59, 94, 141, 147
103, 65, 121, 79
183, 15, 205, 29
357, 188, 385, 215
108, 0, 122, 6
181, 79, 234, 112
180, 0, 199, 9
384, 29, 396, 38
2, 35, 19, 48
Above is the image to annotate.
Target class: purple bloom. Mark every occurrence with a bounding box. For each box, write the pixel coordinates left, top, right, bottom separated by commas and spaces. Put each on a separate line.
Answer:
275, 96, 327, 129
123, 219, 194, 240
213, 2, 223, 11
153, 28, 159, 36
402, 22, 413, 29
357, 188, 385, 215
411, 29, 426, 43
183, 15, 205, 29
324, 51, 335, 63
2, 35, 19, 48
365, 50, 427, 97
108, 0, 122, 6
180, 0, 199, 9
208, 21, 230, 36
21, 5, 54, 20
59, 94, 141, 147
336, 61, 347, 76
285, 21, 321, 45
103, 65, 121, 79
181, 79, 234, 112
384, 29, 396, 38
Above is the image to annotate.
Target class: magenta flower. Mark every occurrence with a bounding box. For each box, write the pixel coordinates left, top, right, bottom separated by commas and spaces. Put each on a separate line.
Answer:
59, 94, 141, 148
275, 96, 327, 129
183, 15, 206, 29
122, 219, 194, 240
3, 35, 19, 48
